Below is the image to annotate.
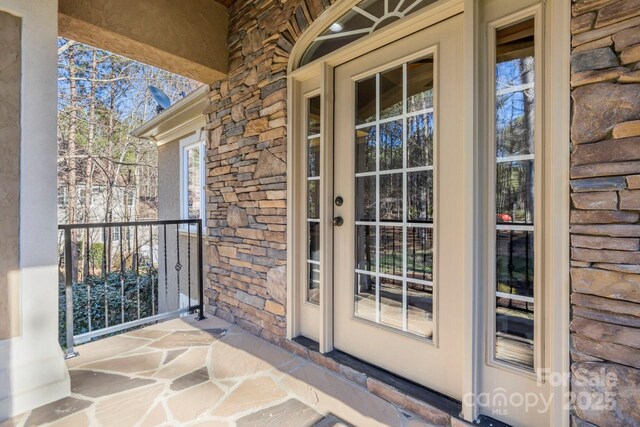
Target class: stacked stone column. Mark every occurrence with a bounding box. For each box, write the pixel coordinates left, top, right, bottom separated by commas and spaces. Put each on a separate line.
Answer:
570, 0, 640, 425
203, 0, 333, 343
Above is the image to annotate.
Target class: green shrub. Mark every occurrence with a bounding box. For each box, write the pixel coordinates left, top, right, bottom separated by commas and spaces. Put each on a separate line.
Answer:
58, 268, 158, 348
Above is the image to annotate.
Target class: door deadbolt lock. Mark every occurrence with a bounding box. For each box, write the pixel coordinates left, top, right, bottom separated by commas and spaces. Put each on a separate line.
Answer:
333, 216, 344, 226
335, 196, 344, 206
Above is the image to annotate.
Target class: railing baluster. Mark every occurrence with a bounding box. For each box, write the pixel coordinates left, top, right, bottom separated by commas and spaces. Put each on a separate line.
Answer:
58, 219, 205, 351
163, 224, 168, 311
175, 225, 181, 310
197, 219, 205, 320
150, 224, 155, 316
86, 228, 92, 333
135, 225, 140, 320
188, 224, 192, 312
120, 225, 125, 324
103, 227, 109, 329
64, 227, 78, 359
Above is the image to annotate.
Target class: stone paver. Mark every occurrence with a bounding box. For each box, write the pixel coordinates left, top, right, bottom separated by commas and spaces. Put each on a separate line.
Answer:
211, 377, 288, 417
24, 397, 91, 427
70, 370, 155, 398
9, 315, 433, 426
235, 399, 324, 426
168, 381, 225, 423
171, 366, 211, 391
83, 352, 163, 374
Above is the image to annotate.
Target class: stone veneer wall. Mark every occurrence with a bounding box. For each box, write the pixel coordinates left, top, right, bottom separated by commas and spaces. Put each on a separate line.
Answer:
569, 0, 640, 425
204, 0, 333, 343
204, 0, 640, 422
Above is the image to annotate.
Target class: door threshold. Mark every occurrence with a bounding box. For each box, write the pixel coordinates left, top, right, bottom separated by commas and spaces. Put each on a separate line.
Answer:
285, 336, 511, 427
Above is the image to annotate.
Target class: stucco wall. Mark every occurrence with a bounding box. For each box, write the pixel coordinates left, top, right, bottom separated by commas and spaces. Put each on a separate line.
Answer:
569, 1, 640, 425
0, 9, 21, 341
0, 0, 70, 420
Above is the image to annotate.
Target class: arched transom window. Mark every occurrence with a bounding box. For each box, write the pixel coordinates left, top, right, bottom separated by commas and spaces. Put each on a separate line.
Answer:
300, 0, 439, 66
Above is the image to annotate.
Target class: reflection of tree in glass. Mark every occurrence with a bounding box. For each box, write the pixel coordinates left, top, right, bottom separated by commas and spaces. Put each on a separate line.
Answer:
408, 171, 433, 222
407, 227, 433, 281
496, 57, 534, 224
496, 57, 534, 156
380, 121, 403, 170
380, 227, 403, 276
355, 128, 376, 173
497, 230, 533, 296
496, 161, 533, 224
380, 174, 402, 221
407, 114, 433, 168
407, 90, 433, 113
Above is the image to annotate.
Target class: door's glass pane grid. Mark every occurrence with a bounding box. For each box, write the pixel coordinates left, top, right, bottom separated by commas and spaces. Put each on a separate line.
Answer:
353, 58, 434, 339
307, 96, 321, 304
494, 18, 535, 370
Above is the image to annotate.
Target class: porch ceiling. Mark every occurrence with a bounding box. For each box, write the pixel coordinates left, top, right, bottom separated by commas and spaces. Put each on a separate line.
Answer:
58, 0, 229, 83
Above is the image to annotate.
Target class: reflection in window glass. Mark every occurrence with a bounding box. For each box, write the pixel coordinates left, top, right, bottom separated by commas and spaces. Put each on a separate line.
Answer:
306, 96, 321, 304
493, 17, 536, 371
184, 144, 203, 221
380, 67, 403, 119
380, 278, 403, 329
356, 225, 376, 272
380, 120, 403, 171
308, 138, 320, 177
352, 56, 435, 339
307, 180, 320, 219
407, 170, 433, 223
356, 76, 377, 125
356, 127, 376, 173
355, 273, 376, 321
300, 0, 439, 66
380, 174, 403, 221
407, 283, 433, 336
308, 222, 320, 261
407, 227, 433, 282
356, 176, 377, 221
407, 114, 433, 168
308, 96, 321, 135
407, 58, 434, 113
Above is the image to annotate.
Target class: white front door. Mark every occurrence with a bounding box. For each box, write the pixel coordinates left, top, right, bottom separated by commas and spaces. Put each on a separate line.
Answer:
333, 14, 464, 399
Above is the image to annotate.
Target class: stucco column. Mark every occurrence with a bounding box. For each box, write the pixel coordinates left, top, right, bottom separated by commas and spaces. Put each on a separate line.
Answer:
0, 0, 70, 420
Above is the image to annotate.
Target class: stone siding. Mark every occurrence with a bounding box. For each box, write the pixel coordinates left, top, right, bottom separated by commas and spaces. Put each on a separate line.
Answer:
204, 0, 333, 343
570, 0, 640, 425
204, 0, 640, 423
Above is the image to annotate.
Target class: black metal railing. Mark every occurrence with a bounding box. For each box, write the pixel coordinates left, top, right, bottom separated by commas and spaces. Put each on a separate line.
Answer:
58, 219, 204, 358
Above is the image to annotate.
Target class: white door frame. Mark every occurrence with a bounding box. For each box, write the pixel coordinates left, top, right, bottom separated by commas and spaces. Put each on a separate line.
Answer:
286, 0, 570, 424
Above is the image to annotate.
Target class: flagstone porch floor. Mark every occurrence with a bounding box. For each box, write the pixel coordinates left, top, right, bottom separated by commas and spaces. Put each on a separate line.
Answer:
4, 315, 436, 427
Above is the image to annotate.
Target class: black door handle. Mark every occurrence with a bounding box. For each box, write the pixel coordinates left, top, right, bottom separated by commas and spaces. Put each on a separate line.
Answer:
333, 216, 344, 226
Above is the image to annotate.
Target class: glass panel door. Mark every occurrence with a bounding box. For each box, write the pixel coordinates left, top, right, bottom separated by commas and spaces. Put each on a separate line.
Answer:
333, 14, 465, 398
353, 58, 435, 338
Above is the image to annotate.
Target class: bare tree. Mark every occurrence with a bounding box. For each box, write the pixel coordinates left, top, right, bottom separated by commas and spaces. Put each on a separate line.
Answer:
57, 38, 199, 274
